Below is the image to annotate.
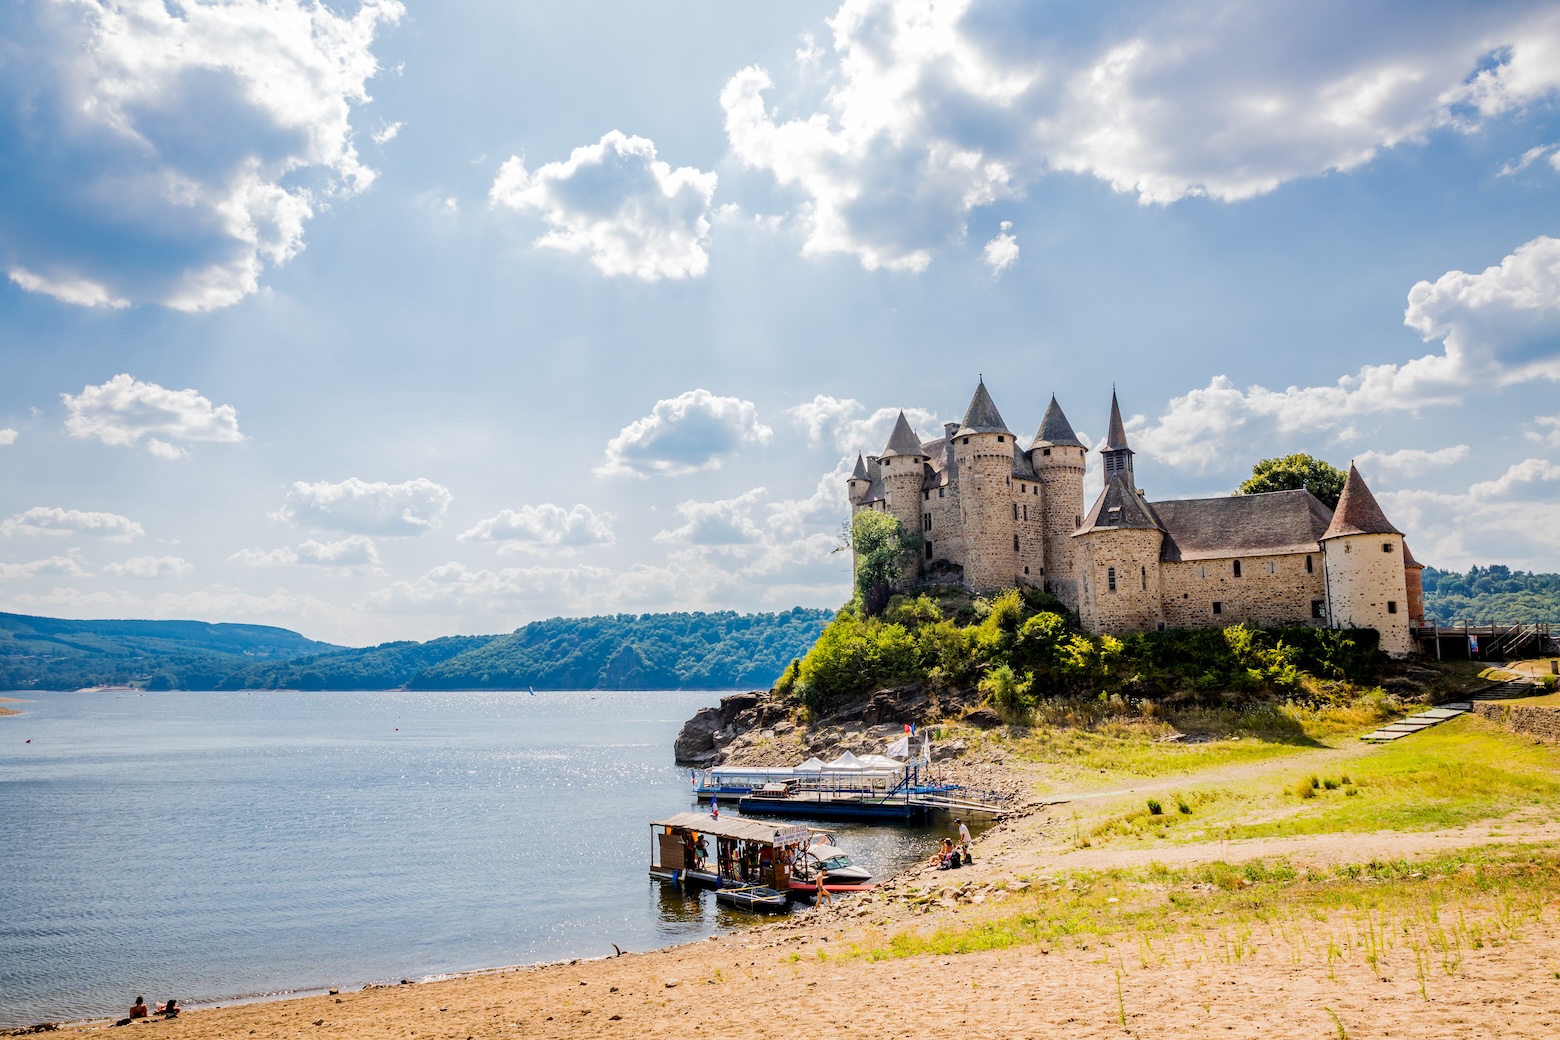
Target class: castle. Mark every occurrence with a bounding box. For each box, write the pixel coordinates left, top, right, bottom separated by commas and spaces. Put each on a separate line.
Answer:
847, 380, 1424, 657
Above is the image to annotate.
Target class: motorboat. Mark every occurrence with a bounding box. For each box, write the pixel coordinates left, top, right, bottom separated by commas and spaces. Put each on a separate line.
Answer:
797, 846, 872, 884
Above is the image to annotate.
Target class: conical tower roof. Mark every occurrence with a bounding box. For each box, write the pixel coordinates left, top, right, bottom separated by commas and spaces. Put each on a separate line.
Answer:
1402, 542, 1424, 570
851, 453, 869, 480
1031, 394, 1082, 449
1322, 464, 1402, 540
881, 411, 925, 457
1103, 390, 1130, 451
955, 379, 1011, 437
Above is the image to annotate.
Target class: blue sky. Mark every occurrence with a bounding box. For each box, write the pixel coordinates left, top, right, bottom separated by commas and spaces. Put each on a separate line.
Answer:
2, 0, 1559, 645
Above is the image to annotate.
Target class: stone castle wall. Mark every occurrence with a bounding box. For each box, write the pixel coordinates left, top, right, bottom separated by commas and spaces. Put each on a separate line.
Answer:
1160, 552, 1326, 629
1324, 533, 1414, 657
956, 431, 1021, 591
1035, 445, 1086, 609
1011, 476, 1047, 586
1077, 528, 1165, 633
923, 480, 964, 575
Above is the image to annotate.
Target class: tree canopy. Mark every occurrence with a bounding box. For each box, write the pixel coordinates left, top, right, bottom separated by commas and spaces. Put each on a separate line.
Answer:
1236, 453, 1347, 509
839, 510, 920, 613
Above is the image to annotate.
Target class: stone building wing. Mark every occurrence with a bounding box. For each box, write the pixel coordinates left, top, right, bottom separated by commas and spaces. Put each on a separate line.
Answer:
1322, 464, 1402, 539
955, 380, 1012, 436
1078, 474, 1162, 533
1154, 489, 1333, 562
882, 411, 925, 457
1031, 395, 1083, 449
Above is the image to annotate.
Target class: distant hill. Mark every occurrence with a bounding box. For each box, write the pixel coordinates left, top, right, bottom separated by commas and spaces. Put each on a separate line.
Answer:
0, 608, 834, 692
1422, 565, 1560, 624
0, 612, 339, 692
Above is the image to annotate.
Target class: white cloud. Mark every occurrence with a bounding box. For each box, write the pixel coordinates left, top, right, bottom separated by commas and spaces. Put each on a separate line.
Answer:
1353, 445, 1470, 478
62, 374, 242, 457
1526, 415, 1560, 448
1135, 235, 1560, 471
230, 536, 380, 572
1, 507, 144, 541
0, 550, 92, 579
598, 389, 772, 477
372, 121, 404, 144
0, 428, 16, 446
1498, 142, 1558, 176
458, 504, 615, 553
490, 130, 718, 280
361, 561, 614, 615
104, 555, 193, 579
722, 1, 1560, 270
787, 395, 941, 454
0, 0, 403, 311
1380, 457, 1560, 569
655, 489, 769, 547
273, 478, 451, 534
982, 222, 1019, 274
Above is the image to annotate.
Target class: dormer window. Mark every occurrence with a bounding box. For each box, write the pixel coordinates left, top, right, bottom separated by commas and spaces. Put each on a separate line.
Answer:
997, 435, 1004, 443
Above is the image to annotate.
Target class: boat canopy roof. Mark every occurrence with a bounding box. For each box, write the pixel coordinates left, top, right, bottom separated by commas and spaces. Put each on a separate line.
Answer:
652, 812, 810, 846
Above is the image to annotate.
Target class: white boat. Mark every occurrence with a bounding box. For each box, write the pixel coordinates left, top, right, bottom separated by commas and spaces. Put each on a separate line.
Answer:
796, 846, 872, 884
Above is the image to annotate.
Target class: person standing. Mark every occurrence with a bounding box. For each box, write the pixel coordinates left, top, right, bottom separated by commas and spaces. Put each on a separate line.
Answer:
815, 864, 832, 904
957, 818, 972, 861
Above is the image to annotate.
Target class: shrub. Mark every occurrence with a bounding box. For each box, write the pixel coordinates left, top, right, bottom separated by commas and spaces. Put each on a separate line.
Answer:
979, 663, 1035, 724
1176, 798, 1192, 815
1147, 799, 1163, 815
1322, 777, 1339, 790
1294, 778, 1317, 799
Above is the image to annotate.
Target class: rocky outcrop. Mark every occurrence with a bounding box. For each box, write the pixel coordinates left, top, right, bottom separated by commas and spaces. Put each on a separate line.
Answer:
673, 706, 724, 765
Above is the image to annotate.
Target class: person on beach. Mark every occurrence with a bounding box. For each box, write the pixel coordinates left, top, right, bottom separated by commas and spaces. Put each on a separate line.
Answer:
156, 1000, 180, 1019
129, 997, 149, 1020
957, 818, 972, 861
815, 864, 832, 904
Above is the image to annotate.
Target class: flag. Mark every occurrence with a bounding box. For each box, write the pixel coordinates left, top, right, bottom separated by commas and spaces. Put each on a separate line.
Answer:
904, 723, 911, 733
528, 686, 536, 696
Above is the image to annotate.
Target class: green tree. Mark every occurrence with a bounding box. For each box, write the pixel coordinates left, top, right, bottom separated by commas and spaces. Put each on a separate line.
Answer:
1236, 454, 1347, 509
836, 510, 920, 614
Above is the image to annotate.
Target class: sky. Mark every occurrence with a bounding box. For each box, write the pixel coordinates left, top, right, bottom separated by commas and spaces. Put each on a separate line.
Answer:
1, 0, 1559, 647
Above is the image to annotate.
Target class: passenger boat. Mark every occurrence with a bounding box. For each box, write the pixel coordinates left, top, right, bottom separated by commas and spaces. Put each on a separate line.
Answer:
649, 812, 810, 912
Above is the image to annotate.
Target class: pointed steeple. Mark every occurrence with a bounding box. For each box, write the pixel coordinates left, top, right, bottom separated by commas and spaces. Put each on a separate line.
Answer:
881, 411, 925, 457
1104, 389, 1130, 450
955, 379, 1011, 437
1322, 464, 1402, 540
1100, 389, 1135, 480
1031, 394, 1082, 449
851, 453, 869, 480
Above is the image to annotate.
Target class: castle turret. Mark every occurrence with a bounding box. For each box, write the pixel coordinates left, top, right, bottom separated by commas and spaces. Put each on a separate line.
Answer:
1101, 390, 1134, 482
953, 380, 1018, 591
847, 453, 870, 506
1029, 394, 1086, 608
878, 411, 929, 577
1320, 464, 1414, 657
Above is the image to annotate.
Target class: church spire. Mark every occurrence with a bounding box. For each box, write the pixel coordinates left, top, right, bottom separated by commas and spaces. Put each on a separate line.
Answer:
1100, 389, 1135, 480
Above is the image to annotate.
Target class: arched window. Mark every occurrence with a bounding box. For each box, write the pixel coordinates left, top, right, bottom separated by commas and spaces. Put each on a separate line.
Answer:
1232, 559, 1243, 578
1107, 566, 1117, 592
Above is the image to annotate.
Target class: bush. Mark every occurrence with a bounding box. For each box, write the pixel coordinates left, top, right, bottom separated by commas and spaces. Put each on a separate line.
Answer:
1176, 798, 1192, 815
1147, 798, 1163, 815
979, 663, 1035, 724
1293, 778, 1317, 799
1322, 777, 1339, 790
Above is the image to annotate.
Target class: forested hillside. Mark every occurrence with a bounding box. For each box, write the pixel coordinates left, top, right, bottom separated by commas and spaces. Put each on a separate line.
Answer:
0, 609, 833, 692
1422, 565, 1560, 624
0, 612, 338, 691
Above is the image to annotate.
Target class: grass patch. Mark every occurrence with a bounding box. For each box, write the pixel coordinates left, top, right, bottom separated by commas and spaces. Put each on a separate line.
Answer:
840, 845, 1557, 976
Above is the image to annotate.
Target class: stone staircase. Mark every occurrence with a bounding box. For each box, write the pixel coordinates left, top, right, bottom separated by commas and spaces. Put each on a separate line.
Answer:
1360, 677, 1544, 742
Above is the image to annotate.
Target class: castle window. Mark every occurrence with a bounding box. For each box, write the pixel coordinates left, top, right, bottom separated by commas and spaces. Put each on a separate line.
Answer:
1024, 566, 1029, 575
1014, 535, 1021, 551
963, 437, 970, 445
1212, 601, 1223, 615
1157, 621, 1166, 632
1042, 448, 1051, 456
1267, 560, 1278, 574
882, 458, 889, 467
923, 513, 931, 531
926, 541, 934, 559
1022, 504, 1028, 521
1141, 566, 1147, 590
997, 436, 1004, 443
1199, 565, 1207, 579
1387, 600, 1398, 614
1382, 542, 1393, 553
1312, 600, 1326, 619
1013, 504, 1019, 520
1306, 555, 1314, 574
1075, 515, 1081, 528
938, 488, 944, 498
1232, 560, 1243, 578
923, 490, 928, 500
1107, 567, 1117, 592
1344, 543, 1351, 553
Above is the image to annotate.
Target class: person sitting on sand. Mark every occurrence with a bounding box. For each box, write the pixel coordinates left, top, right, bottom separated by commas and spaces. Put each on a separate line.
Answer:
130, 997, 149, 1020
156, 1000, 180, 1018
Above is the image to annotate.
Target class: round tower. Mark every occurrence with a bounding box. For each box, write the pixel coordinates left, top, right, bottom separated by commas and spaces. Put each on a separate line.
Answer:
877, 412, 928, 579
1029, 394, 1086, 609
846, 453, 871, 507
953, 380, 1018, 592
1320, 464, 1414, 658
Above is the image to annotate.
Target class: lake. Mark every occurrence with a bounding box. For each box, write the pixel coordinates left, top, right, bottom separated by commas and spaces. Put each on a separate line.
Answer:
0, 690, 941, 1028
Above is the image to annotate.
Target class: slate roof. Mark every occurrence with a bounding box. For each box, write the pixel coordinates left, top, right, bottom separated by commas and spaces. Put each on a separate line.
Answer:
1077, 473, 1162, 534
920, 436, 956, 488
1103, 390, 1130, 451
956, 380, 1012, 436
1012, 445, 1038, 481
1403, 542, 1424, 570
1031, 395, 1083, 449
882, 411, 925, 457
1154, 489, 1334, 562
1322, 465, 1402, 540
851, 453, 869, 480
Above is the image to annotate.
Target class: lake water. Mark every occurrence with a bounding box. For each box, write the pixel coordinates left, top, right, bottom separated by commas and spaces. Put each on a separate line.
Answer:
0, 690, 941, 1028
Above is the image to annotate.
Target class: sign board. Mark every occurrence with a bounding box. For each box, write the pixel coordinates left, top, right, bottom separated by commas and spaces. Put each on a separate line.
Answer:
773, 825, 810, 846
